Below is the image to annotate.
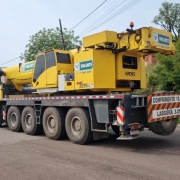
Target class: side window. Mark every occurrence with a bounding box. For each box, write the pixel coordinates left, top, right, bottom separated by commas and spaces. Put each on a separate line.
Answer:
33, 55, 45, 82
122, 56, 137, 69
46, 52, 56, 69
56, 53, 71, 64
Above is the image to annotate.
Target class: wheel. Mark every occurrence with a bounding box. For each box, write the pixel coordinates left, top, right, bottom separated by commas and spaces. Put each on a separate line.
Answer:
21, 106, 41, 135
65, 108, 93, 145
43, 107, 66, 140
7, 106, 22, 132
0, 106, 2, 127
148, 118, 178, 135
111, 125, 119, 135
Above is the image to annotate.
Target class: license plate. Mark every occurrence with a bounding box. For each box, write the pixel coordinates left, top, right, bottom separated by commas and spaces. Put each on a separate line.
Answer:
130, 129, 139, 136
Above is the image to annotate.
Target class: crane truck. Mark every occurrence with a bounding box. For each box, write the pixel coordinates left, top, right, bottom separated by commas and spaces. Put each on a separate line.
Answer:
0, 23, 179, 144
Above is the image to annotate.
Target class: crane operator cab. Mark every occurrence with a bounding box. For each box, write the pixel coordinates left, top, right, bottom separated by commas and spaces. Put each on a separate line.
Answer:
32, 50, 74, 93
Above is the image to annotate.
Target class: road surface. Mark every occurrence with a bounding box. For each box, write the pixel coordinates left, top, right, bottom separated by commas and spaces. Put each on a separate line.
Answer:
0, 125, 180, 180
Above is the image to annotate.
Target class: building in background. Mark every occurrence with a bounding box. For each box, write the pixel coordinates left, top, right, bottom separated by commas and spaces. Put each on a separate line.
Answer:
145, 54, 156, 66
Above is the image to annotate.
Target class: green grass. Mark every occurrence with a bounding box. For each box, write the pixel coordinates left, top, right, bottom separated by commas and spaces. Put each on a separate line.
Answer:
178, 117, 180, 124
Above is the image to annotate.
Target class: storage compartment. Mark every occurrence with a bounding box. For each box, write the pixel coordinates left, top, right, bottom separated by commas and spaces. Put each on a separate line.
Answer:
83, 31, 117, 48
74, 49, 115, 90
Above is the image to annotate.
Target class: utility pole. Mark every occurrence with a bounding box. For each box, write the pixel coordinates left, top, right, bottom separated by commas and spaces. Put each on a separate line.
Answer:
59, 19, 65, 50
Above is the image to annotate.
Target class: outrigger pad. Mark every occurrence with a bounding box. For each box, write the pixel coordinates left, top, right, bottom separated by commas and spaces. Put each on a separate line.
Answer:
116, 134, 140, 140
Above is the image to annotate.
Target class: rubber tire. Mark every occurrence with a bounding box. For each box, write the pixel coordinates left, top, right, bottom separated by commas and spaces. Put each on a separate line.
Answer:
7, 106, 22, 132
43, 107, 66, 140
0, 106, 2, 127
65, 108, 93, 145
21, 106, 41, 135
111, 125, 119, 135
148, 118, 178, 135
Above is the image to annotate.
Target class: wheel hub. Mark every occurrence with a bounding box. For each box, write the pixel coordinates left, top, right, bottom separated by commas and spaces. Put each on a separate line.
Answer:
10, 113, 17, 127
71, 116, 82, 135
47, 115, 56, 132
163, 119, 171, 127
50, 120, 55, 128
75, 121, 81, 131
25, 114, 32, 128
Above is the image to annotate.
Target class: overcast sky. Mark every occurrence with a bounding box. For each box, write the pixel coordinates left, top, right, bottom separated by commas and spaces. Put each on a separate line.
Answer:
0, 0, 179, 66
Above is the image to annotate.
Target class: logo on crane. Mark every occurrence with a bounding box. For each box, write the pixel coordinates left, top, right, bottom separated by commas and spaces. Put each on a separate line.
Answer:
20, 62, 34, 72
74, 60, 93, 71
153, 32, 170, 46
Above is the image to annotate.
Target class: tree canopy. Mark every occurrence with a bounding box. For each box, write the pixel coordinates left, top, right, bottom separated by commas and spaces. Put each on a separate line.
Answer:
21, 27, 82, 62
141, 1, 180, 93
148, 38, 180, 92
152, 2, 180, 40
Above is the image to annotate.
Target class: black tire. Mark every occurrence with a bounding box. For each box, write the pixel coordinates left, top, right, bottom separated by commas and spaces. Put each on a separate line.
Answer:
111, 125, 119, 135
43, 107, 66, 140
148, 118, 178, 135
0, 106, 2, 127
7, 106, 22, 132
65, 108, 93, 145
21, 106, 41, 135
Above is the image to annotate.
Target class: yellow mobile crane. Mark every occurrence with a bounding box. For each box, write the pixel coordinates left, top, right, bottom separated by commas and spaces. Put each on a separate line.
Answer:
0, 23, 178, 144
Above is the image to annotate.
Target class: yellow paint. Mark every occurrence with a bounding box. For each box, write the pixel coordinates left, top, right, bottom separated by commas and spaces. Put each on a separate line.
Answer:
117, 27, 176, 55
46, 66, 57, 86
139, 57, 146, 88
32, 69, 46, 89
74, 49, 115, 90
0, 84, 3, 99
83, 31, 118, 48
65, 81, 74, 91
3, 61, 35, 91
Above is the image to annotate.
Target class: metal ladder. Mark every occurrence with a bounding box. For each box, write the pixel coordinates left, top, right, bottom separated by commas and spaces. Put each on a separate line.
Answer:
34, 101, 42, 124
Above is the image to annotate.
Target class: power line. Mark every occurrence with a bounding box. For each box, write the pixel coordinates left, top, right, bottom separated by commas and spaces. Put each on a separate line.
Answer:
87, 0, 127, 30
78, 0, 137, 37
78, 0, 127, 36
69, 0, 107, 31
0, 1, 142, 66
79, 0, 142, 37
0, 56, 21, 66
80, 0, 120, 22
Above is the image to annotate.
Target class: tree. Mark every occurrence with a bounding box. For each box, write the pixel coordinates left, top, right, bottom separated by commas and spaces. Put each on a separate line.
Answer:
152, 2, 180, 40
148, 38, 180, 92
21, 27, 82, 62
146, 2, 180, 93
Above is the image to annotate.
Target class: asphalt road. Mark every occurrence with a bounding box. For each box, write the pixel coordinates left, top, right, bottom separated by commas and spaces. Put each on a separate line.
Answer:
0, 125, 180, 180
